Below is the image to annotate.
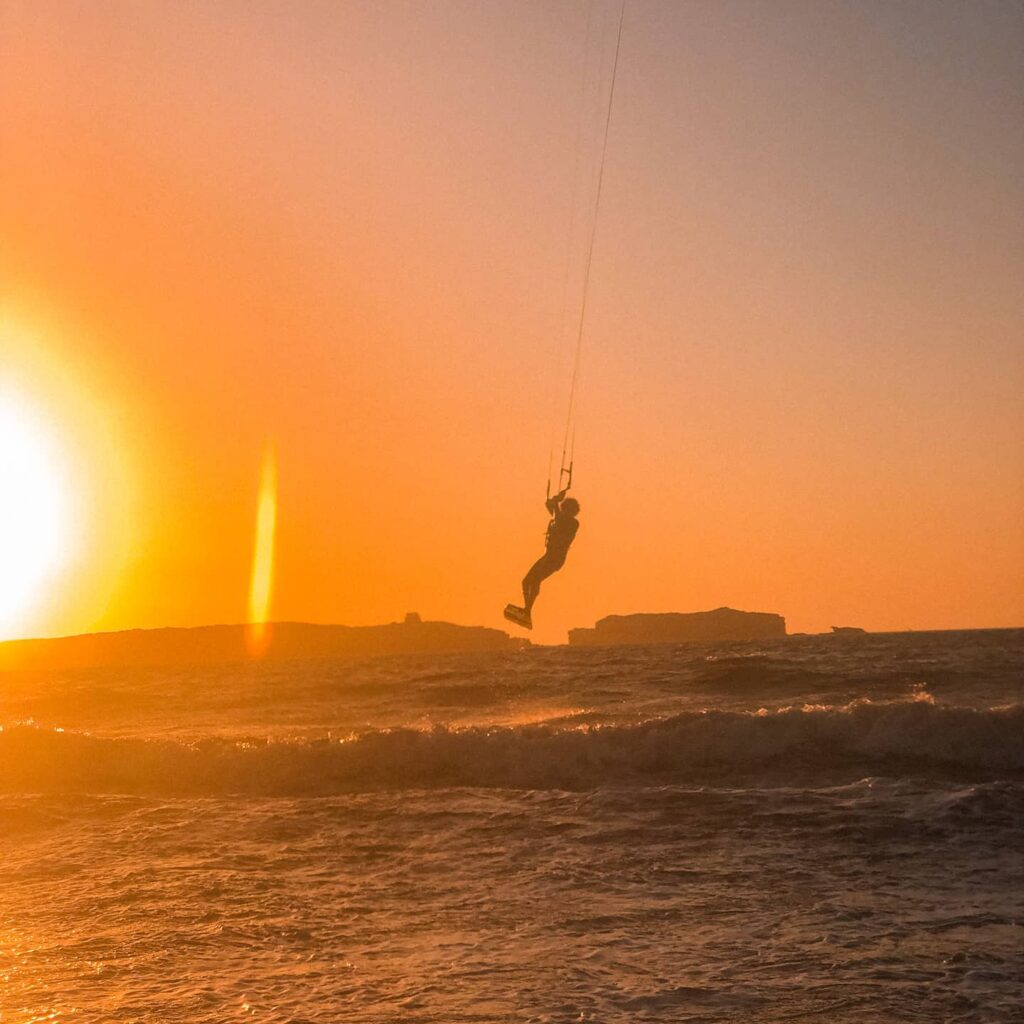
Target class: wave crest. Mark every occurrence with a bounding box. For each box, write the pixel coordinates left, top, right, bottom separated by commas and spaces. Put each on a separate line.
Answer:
1, 699, 1020, 795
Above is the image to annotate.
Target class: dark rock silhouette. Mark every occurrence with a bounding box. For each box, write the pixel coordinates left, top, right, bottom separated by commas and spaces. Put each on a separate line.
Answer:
569, 607, 786, 646
0, 616, 524, 672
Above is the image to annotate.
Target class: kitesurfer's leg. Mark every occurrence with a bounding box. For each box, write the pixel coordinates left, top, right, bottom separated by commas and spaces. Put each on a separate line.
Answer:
522, 558, 548, 615
522, 555, 564, 615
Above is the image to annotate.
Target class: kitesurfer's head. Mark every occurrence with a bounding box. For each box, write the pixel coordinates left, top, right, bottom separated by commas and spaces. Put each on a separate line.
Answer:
562, 498, 580, 517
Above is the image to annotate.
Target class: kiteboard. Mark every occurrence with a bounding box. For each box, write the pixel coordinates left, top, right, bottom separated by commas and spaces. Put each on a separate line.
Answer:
503, 604, 533, 630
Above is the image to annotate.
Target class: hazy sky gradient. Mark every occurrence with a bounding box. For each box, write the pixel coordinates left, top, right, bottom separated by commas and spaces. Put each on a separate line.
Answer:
2, 0, 1022, 641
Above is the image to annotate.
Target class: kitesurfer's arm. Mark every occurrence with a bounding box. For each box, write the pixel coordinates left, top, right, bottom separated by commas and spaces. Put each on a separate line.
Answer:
545, 489, 567, 516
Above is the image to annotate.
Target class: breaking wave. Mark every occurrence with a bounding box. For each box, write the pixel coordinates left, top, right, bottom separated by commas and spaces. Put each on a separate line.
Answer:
1, 697, 1021, 795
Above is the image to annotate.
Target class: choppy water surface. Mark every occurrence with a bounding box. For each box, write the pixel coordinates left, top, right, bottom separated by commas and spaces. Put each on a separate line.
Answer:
1, 630, 1022, 1021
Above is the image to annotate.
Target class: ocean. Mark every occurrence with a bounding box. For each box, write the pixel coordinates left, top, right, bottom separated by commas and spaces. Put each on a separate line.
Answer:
1, 629, 1021, 1022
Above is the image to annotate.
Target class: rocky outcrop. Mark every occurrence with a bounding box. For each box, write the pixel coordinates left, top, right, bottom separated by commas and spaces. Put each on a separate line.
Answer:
830, 626, 867, 636
568, 607, 786, 647
0, 616, 524, 672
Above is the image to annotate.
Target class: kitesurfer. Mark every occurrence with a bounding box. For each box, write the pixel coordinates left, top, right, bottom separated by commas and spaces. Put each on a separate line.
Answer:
505, 491, 580, 629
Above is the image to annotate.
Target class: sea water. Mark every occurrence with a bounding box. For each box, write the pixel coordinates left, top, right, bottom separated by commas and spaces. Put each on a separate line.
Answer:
1, 630, 1021, 1022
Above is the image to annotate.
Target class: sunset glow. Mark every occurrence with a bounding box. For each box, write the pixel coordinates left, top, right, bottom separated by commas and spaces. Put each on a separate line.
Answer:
0, 1, 1020, 643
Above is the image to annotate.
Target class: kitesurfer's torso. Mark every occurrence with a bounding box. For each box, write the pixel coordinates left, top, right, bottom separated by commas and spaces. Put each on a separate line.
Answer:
545, 512, 579, 565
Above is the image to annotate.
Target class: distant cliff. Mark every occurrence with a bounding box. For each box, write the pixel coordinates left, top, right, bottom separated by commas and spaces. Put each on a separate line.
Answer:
0, 614, 524, 672
568, 607, 786, 646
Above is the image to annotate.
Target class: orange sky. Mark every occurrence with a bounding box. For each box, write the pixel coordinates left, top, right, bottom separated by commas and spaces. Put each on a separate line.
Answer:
2, 0, 1022, 643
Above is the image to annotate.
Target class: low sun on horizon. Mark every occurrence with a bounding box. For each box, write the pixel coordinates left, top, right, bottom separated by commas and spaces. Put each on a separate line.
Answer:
0, 390, 72, 640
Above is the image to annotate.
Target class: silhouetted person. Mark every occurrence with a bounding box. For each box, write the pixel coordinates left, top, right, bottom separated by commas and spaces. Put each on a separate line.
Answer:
505, 491, 580, 629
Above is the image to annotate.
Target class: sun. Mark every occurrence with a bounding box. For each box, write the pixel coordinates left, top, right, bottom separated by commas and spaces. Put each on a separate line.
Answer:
0, 393, 71, 638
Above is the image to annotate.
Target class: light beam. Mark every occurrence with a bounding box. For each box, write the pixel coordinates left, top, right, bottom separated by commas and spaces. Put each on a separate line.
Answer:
247, 445, 277, 655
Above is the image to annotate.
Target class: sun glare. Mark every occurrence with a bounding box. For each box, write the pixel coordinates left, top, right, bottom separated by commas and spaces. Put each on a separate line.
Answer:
247, 445, 277, 655
0, 394, 71, 638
